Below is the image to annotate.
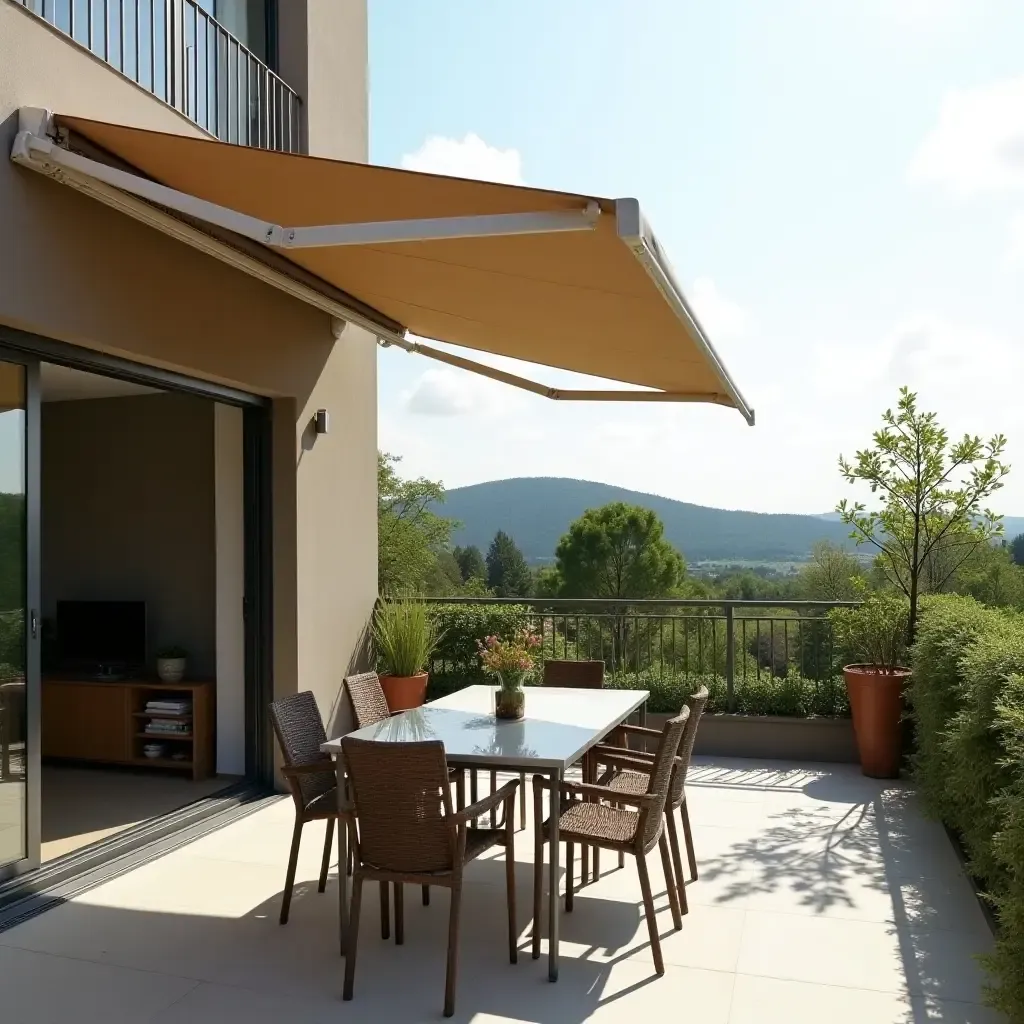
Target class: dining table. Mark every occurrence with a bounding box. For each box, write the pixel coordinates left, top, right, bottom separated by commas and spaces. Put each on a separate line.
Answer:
321, 683, 650, 982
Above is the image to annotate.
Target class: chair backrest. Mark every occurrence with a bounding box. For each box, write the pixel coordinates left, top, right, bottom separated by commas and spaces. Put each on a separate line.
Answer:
641, 708, 690, 849
542, 660, 605, 689
345, 671, 391, 729
341, 737, 455, 875
670, 684, 709, 805
269, 691, 335, 811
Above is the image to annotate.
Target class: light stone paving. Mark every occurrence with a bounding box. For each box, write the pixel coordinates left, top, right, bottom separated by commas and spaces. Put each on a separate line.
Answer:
0, 757, 1004, 1023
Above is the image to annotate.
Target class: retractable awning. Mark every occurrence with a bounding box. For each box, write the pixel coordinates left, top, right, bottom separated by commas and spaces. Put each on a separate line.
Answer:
10, 108, 754, 423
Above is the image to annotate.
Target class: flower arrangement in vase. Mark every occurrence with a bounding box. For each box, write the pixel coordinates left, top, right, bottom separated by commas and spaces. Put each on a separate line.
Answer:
477, 628, 541, 720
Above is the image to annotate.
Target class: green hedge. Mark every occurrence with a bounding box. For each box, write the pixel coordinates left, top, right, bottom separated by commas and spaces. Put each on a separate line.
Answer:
427, 667, 848, 718
426, 603, 532, 673
909, 595, 1024, 1020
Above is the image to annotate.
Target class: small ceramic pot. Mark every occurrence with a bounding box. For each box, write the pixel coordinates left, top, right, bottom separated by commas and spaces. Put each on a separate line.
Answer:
157, 657, 187, 683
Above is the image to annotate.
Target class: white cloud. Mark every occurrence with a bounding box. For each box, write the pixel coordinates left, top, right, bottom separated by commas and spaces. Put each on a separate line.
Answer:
688, 277, 751, 342
401, 365, 521, 418
400, 134, 525, 185
908, 75, 1024, 195
1007, 212, 1024, 268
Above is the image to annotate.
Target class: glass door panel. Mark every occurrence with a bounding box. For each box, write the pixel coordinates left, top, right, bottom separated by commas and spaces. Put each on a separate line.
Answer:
0, 362, 31, 873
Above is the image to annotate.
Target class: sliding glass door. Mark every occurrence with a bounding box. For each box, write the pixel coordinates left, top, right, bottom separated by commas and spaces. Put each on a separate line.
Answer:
0, 358, 40, 881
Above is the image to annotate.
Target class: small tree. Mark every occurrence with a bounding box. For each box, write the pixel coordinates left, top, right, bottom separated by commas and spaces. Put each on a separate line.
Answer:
377, 452, 455, 597
486, 531, 533, 598
555, 502, 684, 599
837, 388, 1009, 645
800, 541, 864, 601
453, 544, 487, 584
1010, 533, 1024, 567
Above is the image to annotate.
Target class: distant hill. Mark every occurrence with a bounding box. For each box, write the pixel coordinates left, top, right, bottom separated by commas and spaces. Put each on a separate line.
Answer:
442, 478, 859, 563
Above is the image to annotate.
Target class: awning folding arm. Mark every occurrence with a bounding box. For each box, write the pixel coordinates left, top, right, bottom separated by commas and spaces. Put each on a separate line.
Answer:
10, 108, 754, 423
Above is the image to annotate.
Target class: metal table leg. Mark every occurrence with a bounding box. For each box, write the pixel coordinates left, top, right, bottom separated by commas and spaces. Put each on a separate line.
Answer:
336, 758, 349, 956
548, 766, 561, 982
638, 699, 647, 728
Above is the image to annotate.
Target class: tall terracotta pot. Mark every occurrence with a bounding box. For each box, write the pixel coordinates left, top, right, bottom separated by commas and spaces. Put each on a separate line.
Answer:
843, 664, 911, 779
379, 672, 429, 713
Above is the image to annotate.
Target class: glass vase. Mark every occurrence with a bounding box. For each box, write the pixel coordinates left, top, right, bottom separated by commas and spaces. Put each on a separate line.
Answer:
494, 672, 528, 720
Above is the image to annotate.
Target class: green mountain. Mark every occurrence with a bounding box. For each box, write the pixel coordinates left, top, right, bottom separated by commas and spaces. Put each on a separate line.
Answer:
442, 478, 859, 563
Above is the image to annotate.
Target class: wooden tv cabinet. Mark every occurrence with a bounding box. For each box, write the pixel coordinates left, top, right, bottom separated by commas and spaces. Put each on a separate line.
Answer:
42, 678, 214, 781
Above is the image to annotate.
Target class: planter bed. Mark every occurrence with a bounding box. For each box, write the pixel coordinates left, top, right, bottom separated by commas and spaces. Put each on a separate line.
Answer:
643, 711, 858, 763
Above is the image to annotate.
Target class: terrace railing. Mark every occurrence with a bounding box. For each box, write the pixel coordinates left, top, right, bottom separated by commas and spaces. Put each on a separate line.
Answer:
12, 0, 302, 152
418, 597, 859, 713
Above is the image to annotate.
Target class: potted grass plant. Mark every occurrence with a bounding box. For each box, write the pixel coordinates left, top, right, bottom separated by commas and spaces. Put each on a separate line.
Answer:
830, 591, 910, 778
373, 600, 441, 713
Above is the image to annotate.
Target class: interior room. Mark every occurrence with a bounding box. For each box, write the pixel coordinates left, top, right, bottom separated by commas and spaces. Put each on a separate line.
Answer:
37, 364, 246, 861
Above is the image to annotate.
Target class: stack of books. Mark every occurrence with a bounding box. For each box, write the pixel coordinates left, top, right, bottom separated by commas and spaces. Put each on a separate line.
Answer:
144, 698, 192, 737
145, 698, 191, 717
145, 719, 190, 736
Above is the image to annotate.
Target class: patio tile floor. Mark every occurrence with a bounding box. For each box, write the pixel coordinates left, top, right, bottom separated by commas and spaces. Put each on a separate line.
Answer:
0, 757, 1004, 1023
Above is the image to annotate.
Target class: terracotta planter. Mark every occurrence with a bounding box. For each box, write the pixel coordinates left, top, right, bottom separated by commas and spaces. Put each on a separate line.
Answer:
379, 672, 429, 713
843, 664, 911, 779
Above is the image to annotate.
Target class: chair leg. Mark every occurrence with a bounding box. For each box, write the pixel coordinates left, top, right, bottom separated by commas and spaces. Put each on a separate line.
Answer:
318, 818, 335, 893
506, 814, 518, 964
636, 850, 665, 975
665, 808, 689, 916
279, 817, 303, 925
395, 883, 405, 946
681, 800, 698, 880
444, 883, 463, 1017
380, 880, 390, 940
346, 842, 354, 877
532, 790, 544, 960
659, 833, 682, 931
342, 874, 364, 1002
565, 841, 574, 912
618, 851, 625, 870
422, 885, 430, 906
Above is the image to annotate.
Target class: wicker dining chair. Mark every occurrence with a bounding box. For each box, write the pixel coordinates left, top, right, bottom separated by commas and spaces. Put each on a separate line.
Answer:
531, 709, 690, 975
268, 691, 340, 926
593, 685, 709, 914
343, 670, 465, 911
343, 671, 392, 730
340, 736, 520, 1018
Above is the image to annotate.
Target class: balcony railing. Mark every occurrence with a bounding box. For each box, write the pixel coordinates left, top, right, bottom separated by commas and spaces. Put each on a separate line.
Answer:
12, 0, 301, 152
416, 597, 860, 713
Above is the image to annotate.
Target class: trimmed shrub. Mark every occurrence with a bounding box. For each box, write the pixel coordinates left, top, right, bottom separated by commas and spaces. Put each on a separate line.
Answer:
909, 595, 1024, 1019
426, 603, 532, 674
909, 594, 997, 824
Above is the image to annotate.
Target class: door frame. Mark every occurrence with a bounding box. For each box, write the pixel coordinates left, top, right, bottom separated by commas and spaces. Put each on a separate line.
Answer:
0, 325, 275, 882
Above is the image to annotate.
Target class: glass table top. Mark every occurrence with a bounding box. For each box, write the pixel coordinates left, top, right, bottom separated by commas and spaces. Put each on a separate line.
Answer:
322, 685, 650, 770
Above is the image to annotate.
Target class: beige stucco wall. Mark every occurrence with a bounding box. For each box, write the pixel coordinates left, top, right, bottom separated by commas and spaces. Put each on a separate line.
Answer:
277, 0, 369, 161
0, 3, 377, 750
41, 393, 217, 676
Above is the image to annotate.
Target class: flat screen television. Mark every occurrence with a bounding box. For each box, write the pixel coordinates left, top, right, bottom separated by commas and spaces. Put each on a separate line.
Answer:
56, 600, 147, 672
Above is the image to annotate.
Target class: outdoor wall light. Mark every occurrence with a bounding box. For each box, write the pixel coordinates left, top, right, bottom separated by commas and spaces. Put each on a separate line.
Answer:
314, 409, 330, 435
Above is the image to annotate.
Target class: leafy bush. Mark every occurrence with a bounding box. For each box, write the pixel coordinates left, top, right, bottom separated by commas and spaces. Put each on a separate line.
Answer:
830, 590, 909, 671
909, 594, 996, 823
426, 665, 849, 718
909, 595, 1024, 1018
425, 603, 531, 673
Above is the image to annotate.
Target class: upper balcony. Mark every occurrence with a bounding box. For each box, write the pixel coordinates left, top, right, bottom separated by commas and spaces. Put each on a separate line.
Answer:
11, 0, 301, 153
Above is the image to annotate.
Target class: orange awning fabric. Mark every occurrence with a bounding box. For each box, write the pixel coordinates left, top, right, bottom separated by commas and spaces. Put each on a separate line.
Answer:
24, 113, 752, 422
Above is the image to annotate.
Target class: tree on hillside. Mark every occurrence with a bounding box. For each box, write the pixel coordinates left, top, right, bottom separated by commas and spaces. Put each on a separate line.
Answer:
837, 387, 1009, 644
486, 531, 533, 597
453, 545, 487, 584
799, 541, 863, 601
1010, 534, 1024, 567
377, 452, 455, 596
555, 502, 684, 599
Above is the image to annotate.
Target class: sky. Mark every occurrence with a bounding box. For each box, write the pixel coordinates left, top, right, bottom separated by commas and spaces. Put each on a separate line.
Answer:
369, 0, 1024, 515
